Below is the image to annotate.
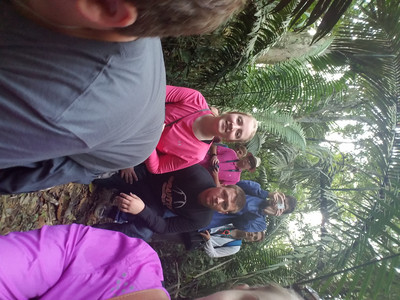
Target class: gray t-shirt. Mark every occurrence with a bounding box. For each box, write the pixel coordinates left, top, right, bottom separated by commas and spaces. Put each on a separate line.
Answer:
0, 1, 165, 173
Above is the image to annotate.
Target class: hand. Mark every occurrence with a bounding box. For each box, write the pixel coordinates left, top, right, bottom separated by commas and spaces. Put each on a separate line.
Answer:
116, 193, 145, 215
272, 192, 285, 216
212, 168, 219, 176
210, 155, 219, 166
120, 167, 138, 184
211, 169, 221, 187
200, 230, 211, 241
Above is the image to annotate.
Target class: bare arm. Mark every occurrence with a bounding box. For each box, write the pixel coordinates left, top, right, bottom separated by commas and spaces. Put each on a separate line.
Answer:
211, 168, 221, 187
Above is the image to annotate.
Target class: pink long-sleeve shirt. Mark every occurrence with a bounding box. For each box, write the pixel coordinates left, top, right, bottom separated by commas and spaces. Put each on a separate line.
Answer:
199, 145, 242, 185
145, 85, 212, 174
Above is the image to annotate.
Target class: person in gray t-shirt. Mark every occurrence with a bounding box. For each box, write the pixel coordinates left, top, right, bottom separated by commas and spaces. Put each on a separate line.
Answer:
0, 0, 245, 194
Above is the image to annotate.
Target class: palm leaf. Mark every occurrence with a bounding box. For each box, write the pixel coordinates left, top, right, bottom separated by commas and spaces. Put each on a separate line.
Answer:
254, 110, 307, 149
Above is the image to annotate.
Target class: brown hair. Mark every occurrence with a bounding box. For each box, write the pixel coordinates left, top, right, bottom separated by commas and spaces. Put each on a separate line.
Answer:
226, 184, 246, 213
121, 0, 246, 37
283, 195, 297, 214
246, 153, 258, 170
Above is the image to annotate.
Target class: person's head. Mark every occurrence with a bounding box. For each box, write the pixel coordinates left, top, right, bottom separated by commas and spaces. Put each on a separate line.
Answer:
195, 283, 302, 300
120, 0, 246, 37
215, 112, 258, 143
198, 185, 245, 214
17, 0, 245, 41
232, 230, 265, 242
263, 192, 297, 216
234, 144, 248, 159
244, 231, 265, 242
236, 152, 261, 172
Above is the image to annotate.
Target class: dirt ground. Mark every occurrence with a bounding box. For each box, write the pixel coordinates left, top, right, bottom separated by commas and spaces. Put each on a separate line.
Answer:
0, 183, 189, 296
0, 184, 219, 298
0, 183, 114, 235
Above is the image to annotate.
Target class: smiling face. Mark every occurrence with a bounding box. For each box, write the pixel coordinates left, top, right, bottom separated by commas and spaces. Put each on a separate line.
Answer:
198, 187, 238, 213
217, 113, 257, 142
243, 231, 264, 242
233, 230, 264, 242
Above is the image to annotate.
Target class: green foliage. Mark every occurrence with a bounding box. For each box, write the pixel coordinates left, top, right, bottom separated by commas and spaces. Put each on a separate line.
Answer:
163, 0, 295, 88
163, 0, 354, 88
203, 61, 349, 113
255, 110, 307, 150
160, 242, 297, 299
271, 0, 353, 43
159, 1, 400, 299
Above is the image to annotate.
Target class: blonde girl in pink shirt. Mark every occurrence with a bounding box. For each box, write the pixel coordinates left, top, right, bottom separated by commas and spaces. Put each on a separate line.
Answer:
120, 85, 258, 183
